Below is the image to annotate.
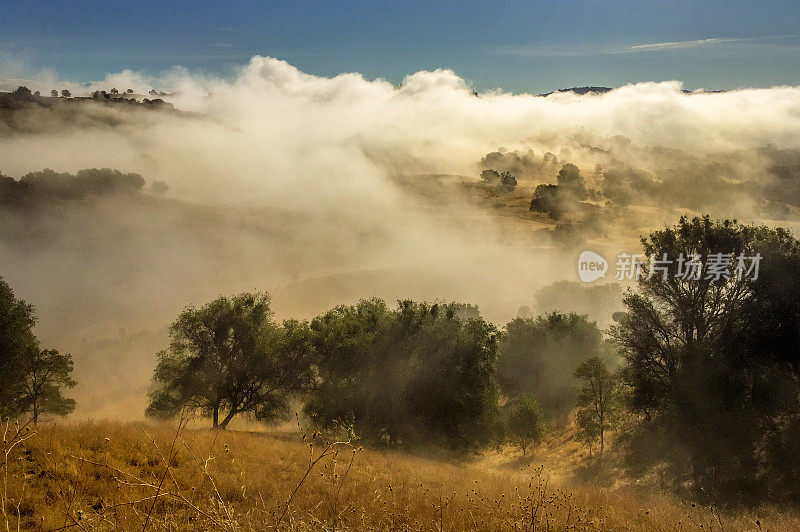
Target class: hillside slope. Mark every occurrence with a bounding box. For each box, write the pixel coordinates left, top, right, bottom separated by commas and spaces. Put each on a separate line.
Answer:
2, 420, 795, 531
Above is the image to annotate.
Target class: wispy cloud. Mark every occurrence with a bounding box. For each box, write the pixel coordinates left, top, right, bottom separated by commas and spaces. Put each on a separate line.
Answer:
629, 38, 735, 51
492, 34, 800, 59
491, 38, 738, 58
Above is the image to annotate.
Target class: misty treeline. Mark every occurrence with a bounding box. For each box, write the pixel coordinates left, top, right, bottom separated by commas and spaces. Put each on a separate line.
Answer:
478, 146, 800, 254
141, 215, 800, 505
143, 289, 598, 450
5, 215, 800, 504
484, 145, 800, 221
0, 277, 75, 423
479, 169, 517, 192
1, 85, 174, 114
0, 167, 167, 208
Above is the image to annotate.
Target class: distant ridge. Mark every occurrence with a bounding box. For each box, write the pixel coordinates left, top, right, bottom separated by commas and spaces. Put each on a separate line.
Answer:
538, 85, 725, 97
538, 86, 613, 97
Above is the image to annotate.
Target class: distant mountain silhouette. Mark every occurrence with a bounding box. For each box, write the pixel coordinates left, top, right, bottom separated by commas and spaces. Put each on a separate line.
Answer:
538, 86, 613, 96
539, 86, 725, 97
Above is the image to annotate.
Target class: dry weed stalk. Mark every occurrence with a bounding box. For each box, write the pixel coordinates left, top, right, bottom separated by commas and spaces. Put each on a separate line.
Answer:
274, 417, 360, 530
1, 418, 36, 532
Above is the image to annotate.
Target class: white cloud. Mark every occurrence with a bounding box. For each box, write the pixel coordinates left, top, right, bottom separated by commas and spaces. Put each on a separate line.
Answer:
3, 56, 800, 325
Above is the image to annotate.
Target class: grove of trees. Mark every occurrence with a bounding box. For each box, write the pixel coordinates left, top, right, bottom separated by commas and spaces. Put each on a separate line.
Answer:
529, 163, 589, 219
143, 292, 613, 456
147, 296, 505, 451
304, 299, 501, 451
8, 210, 800, 505
480, 169, 517, 192
1, 168, 148, 208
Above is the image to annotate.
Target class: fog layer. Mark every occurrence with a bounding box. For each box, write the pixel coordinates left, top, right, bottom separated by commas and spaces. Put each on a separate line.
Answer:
2, 56, 800, 416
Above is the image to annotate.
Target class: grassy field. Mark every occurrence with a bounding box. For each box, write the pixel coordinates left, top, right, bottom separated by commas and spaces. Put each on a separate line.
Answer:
2, 419, 797, 531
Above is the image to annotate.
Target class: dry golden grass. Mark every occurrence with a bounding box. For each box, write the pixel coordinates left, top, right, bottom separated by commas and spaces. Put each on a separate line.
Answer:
2, 419, 798, 531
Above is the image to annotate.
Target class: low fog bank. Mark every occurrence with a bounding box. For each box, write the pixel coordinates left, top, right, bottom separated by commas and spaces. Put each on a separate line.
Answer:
0, 169, 560, 417
2, 56, 800, 416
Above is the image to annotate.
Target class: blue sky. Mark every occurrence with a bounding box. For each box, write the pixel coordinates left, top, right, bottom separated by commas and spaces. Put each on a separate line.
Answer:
1, 0, 799, 93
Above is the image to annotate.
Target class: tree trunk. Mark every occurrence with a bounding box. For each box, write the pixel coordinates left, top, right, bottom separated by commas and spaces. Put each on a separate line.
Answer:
212, 406, 219, 429
600, 427, 604, 455
599, 409, 605, 455
219, 408, 238, 430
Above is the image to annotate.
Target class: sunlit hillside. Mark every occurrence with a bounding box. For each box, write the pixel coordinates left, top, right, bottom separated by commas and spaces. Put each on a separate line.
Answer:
3, 420, 794, 531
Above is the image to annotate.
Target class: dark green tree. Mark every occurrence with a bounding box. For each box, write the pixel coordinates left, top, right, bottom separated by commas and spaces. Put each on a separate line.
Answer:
18, 349, 76, 423
529, 184, 562, 218
305, 299, 500, 451
498, 171, 517, 192
12, 86, 32, 99
146, 292, 314, 429
497, 312, 602, 421
0, 277, 37, 419
480, 169, 500, 184
505, 394, 544, 455
556, 163, 588, 201
612, 216, 800, 502
529, 163, 588, 219
574, 356, 618, 455
0, 277, 76, 422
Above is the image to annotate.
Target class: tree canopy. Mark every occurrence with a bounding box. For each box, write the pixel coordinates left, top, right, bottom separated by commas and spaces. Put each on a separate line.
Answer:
0, 277, 76, 422
146, 292, 314, 429
574, 356, 618, 455
612, 216, 800, 502
497, 312, 602, 421
505, 394, 545, 455
529, 163, 589, 219
0, 277, 38, 418
305, 299, 500, 451
18, 348, 76, 423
